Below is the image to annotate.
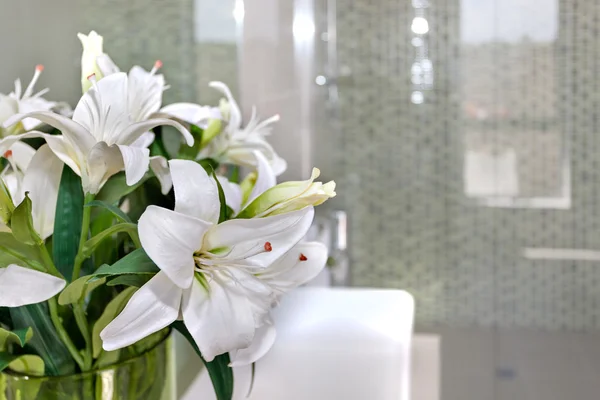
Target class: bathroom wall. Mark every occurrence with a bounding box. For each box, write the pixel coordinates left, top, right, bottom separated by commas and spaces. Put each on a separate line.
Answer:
4, 0, 600, 335
314, 0, 600, 332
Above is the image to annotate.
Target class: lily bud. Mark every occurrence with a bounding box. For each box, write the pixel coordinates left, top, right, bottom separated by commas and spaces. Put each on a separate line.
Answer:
238, 168, 336, 218
78, 31, 105, 93
0, 177, 15, 225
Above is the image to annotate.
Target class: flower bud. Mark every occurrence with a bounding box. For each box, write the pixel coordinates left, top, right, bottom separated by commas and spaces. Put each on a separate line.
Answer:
238, 168, 336, 218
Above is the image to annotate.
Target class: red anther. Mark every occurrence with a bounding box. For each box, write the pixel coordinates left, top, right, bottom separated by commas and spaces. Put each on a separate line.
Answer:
299, 253, 308, 262
3, 150, 12, 158
264, 242, 272, 252
35, 64, 44, 72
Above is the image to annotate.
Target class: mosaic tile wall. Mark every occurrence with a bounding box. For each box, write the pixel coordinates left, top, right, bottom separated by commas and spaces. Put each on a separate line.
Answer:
82, 0, 239, 109
317, 0, 600, 331
81, 0, 197, 104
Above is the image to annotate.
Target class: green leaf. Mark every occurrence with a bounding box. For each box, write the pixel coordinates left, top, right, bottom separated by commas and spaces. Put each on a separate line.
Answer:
0, 232, 45, 270
10, 193, 42, 245
0, 352, 19, 372
86, 200, 132, 223
81, 223, 138, 258
9, 304, 76, 376
229, 165, 240, 184
93, 248, 159, 277
96, 172, 151, 205
200, 120, 223, 147
173, 321, 233, 400
53, 166, 84, 281
213, 171, 228, 223
179, 124, 204, 160
107, 274, 153, 288
198, 158, 220, 173
150, 126, 169, 158
0, 307, 11, 329
58, 275, 107, 306
90, 208, 119, 267
0, 177, 14, 225
4, 353, 45, 376
92, 287, 137, 357
0, 327, 33, 351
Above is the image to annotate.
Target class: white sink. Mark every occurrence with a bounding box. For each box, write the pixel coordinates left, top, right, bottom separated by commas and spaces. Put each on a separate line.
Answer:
180, 287, 415, 400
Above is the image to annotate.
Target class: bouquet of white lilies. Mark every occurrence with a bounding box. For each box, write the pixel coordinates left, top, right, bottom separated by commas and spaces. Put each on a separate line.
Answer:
0, 31, 335, 399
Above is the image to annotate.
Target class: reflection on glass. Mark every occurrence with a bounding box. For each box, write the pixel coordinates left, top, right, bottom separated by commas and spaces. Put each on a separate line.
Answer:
460, 0, 567, 208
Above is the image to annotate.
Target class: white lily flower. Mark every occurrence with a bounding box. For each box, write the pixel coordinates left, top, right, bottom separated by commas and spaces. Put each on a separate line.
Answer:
78, 33, 182, 194
0, 144, 63, 240
78, 31, 117, 93
201, 82, 287, 175
1, 73, 193, 194
0, 65, 58, 137
0, 142, 35, 228
0, 264, 65, 307
89, 52, 167, 124
100, 159, 316, 363
229, 240, 328, 366
159, 102, 221, 130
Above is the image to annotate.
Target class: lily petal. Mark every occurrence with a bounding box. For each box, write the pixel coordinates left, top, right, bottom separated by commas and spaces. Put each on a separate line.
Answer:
22, 145, 63, 240
8, 141, 36, 172
0, 131, 81, 176
86, 142, 125, 194
96, 53, 120, 76
130, 131, 155, 149
182, 271, 256, 362
0, 95, 18, 127
247, 151, 276, 205
100, 271, 181, 351
262, 242, 328, 292
116, 145, 150, 187
159, 103, 221, 127
209, 82, 242, 130
128, 66, 164, 121
118, 118, 193, 147
3, 111, 95, 158
229, 323, 277, 367
217, 176, 243, 215
73, 72, 129, 144
170, 159, 220, 224
149, 156, 172, 194
204, 207, 314, 267
0, 265, 65, 307
138, 206, 212, 289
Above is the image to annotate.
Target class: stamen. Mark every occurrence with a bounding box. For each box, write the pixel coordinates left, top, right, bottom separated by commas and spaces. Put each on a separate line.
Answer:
3, 150, 12, 159
150, 60, 163, 75
23, 64, 44, 99
87, 73, 97, 83
299, 253, 308, 262
264, 242, 273, 252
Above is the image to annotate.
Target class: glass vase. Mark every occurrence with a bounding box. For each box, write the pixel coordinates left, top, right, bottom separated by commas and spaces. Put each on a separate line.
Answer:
0, 330, 175, 400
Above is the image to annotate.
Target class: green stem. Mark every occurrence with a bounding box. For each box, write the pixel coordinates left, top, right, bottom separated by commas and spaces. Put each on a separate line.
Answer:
48, 297, 85, 370
38, 243, 63, 279
73, 303, 93, 371
72, 193, 94, 282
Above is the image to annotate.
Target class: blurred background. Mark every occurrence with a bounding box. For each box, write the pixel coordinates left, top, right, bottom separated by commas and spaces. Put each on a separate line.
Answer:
3, 0, 600, 398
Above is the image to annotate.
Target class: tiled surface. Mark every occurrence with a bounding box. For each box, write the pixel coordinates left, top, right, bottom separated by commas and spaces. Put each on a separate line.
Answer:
312, 0, 600, 331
